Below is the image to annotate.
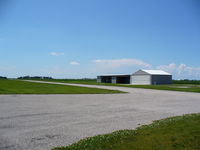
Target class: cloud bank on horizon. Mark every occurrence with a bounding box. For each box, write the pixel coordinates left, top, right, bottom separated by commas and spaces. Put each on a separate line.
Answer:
1, 57, 199, 80
157, 63, 200, 80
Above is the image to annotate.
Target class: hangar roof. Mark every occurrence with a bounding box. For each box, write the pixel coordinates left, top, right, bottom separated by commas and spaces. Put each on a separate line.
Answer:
136, 69, 171, 75
98, 74, 130, 77
98, 70, 171, 77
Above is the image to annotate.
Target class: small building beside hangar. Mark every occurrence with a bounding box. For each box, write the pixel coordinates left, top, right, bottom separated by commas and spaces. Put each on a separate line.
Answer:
97, 69, 172, 85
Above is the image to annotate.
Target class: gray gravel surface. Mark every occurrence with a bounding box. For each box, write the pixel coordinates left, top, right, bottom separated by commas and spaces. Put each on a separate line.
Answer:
0, 80, 200, 150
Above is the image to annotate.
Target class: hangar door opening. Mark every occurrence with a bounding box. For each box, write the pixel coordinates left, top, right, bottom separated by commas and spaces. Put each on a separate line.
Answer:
101, 76, 112, 83
116, 76, 130, 84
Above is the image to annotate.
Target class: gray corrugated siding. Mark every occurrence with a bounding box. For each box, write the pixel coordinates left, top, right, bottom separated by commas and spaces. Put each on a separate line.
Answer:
151, 75, 172, 85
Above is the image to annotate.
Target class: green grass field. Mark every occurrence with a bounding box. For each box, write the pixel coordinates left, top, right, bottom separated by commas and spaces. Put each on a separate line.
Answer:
121, 84, 200, 93
52, 113, 200, 150
0, 79, 123, 94
29, 79, 200, 93
29, 78, 98, 84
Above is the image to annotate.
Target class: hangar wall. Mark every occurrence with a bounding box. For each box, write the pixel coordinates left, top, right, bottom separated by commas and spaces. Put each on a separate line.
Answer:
130, 75, 151, 85
151, 75, 172, 85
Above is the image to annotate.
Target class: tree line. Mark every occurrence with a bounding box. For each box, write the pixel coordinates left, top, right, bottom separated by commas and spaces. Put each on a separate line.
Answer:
173, 79, 200, 84
0, 76, 53, 80
17, 76, 53, 79
0, 76, 7, 79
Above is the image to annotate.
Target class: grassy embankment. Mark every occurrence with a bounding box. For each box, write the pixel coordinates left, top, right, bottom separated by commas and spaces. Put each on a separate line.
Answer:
29, 79, 200, 93
0, 79, 123, 94
53, 113, 200, 150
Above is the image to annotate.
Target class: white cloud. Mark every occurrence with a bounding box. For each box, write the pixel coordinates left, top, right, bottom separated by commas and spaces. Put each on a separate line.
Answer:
93, 58, 151, 69
69, 61, 80, 65
157, 63, 176, 72
177, 64, 186, 75
157, 63, 200, 79
49, 52, 64, 56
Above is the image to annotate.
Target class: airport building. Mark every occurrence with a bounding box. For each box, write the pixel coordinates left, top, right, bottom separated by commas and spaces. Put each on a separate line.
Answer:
97, 69, 172, 85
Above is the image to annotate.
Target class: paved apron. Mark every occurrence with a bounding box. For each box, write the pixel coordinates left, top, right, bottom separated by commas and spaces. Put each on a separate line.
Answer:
0, 80, 200, 150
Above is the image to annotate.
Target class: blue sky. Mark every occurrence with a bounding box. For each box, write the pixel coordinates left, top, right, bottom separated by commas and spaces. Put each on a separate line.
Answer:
0, 0, 200, 79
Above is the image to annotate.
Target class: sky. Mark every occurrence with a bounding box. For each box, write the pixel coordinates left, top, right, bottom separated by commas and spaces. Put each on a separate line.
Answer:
0, 0, 200, 79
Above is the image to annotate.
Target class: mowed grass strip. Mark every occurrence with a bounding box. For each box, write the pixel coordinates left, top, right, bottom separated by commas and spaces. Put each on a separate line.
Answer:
29, 79, 98, 85
122, 84, 200, 93
0, 79, 123, 94
31, 79, 200, 93
53, 113, 200, 150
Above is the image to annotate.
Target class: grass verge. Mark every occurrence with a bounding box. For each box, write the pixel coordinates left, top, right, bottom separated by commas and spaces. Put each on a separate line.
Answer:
0, 79, 123, 94
52, 113, 200, 150
122, 84, 200, 93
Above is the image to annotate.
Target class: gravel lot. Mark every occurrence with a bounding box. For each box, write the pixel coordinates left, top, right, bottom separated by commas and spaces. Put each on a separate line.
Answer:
0, 81, 200, 150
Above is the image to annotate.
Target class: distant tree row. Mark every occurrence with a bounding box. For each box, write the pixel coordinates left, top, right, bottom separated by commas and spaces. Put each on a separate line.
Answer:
173, 79, 200, 84
17, 76, 53, 80
0, 76, 7, 79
